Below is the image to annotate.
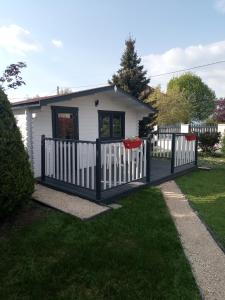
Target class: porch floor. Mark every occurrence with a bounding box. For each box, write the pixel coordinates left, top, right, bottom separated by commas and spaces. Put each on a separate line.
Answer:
40, 158, 196, 203
150, 158, 195, 183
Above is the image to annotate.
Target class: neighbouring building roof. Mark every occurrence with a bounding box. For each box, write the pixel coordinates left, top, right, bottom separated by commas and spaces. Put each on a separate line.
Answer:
139, 85, 155, 101
11, 85, 156, 113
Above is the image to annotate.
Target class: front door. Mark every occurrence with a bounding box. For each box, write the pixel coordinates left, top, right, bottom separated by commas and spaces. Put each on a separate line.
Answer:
52, 106, 79, 139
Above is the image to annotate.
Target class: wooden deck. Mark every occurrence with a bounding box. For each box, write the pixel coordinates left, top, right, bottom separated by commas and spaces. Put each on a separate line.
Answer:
41, 157, 196, 203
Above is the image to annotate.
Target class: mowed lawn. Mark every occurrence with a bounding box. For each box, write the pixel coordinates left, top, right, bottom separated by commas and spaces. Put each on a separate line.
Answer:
176, 155, 225, 249
0, 188, 199, 300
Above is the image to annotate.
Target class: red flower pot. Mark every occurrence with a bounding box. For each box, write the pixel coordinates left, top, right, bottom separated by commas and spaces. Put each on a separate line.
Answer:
123, 138, 143, 149
185, 134, 196, 141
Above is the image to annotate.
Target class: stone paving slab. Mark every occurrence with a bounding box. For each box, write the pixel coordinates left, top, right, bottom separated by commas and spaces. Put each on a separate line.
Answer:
33, 184, 110, 220
159, 181, 225, 300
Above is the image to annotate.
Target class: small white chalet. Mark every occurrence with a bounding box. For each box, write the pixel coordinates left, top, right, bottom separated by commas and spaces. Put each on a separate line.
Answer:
12, 85, 155, 178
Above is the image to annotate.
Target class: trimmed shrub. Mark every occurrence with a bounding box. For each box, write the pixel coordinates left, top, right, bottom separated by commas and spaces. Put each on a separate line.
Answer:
198, 131, 221, 155
0, 89, 34, 220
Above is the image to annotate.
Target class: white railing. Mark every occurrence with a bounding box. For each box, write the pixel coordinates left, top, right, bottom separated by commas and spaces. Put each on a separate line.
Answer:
151, 134, 172, 158
43, 134, 197, 195
44, 139, 96, 190
101, 140, 147, 190
174, 135, 196, 167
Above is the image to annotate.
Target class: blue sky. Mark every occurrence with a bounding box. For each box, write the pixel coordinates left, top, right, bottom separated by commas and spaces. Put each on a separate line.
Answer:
1, 0, 225, 101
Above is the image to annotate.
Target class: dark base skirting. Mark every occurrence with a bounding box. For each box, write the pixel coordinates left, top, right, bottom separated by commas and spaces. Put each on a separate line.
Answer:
37, 165, 197, 204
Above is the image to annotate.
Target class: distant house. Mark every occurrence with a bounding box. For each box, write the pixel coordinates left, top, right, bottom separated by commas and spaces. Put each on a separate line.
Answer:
12, 85, 155, 178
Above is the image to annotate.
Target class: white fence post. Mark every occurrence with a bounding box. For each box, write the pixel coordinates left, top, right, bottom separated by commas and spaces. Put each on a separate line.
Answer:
218, 124, 225, 138
180, 124, 189, 133
153, 125, 158, 132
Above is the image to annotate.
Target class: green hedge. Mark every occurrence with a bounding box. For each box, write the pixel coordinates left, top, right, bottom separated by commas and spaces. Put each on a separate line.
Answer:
0, 89, 34, 220
198, 131, 221, 155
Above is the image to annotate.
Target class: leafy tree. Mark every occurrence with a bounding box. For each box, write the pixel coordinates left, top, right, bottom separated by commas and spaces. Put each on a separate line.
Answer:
0, 89, 34, 220
109, 38, 150, 99
0, 62, 26, 90
59, 87, 73, 95
146, 86, 190, 125
167, 73, 215, 121
213, 98, 225, 123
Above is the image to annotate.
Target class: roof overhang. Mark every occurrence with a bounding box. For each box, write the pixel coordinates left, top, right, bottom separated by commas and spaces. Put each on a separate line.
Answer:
11, 85, 156, 114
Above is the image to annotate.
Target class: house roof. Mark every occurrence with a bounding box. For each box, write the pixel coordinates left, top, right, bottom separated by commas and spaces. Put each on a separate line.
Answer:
11, 85, 156, 113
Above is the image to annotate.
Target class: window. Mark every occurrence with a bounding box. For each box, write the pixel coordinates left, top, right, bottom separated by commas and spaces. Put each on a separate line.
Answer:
99, 111, 125, 139
52, 107, 79, 139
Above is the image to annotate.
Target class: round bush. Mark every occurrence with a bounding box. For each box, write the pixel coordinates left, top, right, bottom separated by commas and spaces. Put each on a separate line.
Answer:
0, 89, 34, 220
198, 131, 221, 155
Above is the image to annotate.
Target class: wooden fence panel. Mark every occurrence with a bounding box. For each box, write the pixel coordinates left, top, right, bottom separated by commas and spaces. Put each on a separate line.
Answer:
100, 140, 147, 190
174, 135, 195, 167
151, 133, 172, 158
44, 138, 96, 190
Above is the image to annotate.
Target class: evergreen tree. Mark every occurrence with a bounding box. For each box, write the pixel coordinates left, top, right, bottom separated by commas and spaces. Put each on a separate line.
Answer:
109, 38, 150, 99
0, 89, 34, 219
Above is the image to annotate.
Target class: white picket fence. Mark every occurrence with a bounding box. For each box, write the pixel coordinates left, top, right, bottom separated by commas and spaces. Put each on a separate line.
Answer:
101, 140, 147, 190
174, 135, 196, 167
151, 134, 172, 158
44, 139, 96, 190
43, 135, 196, 192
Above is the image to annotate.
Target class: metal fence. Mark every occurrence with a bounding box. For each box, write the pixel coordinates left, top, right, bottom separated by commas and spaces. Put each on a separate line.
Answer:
157, 123, 218, 134
189, 124, 218, 134
158, 124, 181, 134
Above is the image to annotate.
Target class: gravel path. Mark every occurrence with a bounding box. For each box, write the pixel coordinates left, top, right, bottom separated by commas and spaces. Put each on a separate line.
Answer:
159, 181, 225, 300
33, 184, 110, 220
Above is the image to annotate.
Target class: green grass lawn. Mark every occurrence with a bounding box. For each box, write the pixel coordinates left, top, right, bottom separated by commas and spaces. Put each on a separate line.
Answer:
0, 188, 199, 300
176, 155, 225, 249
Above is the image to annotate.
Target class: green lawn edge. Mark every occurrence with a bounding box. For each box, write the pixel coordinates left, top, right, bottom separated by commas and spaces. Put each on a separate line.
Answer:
176, 156, 225, 251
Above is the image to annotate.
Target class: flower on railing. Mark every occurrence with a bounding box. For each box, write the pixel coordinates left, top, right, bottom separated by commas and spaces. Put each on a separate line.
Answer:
185, 133, 197, 141
123, 136, 143, 149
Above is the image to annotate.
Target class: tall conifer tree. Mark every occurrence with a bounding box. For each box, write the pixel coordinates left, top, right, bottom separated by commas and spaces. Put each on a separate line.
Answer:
109, 38, 150, 99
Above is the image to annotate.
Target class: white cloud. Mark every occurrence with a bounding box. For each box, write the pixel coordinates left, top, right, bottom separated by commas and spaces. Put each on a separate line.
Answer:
142, 40, 225, 97
0, 24, 41, 55
52, 39, 63, 48
214, 0, 225, 13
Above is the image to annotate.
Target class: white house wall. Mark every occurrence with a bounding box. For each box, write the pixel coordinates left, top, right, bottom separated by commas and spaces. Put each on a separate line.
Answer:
14, 93, 149, 177
31, 107, 52, 177
15, 110, 27, 147
49, 94, 145, 140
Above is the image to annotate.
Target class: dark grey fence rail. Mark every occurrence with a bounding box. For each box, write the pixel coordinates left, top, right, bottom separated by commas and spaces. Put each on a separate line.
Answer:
41, 134, 198, 202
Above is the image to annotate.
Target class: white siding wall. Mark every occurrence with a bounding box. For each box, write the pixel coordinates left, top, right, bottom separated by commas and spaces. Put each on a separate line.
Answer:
53, 94, 142, 140
14, 94, 149, 177
32, 108, 52, 177
15, 111, 27, 147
